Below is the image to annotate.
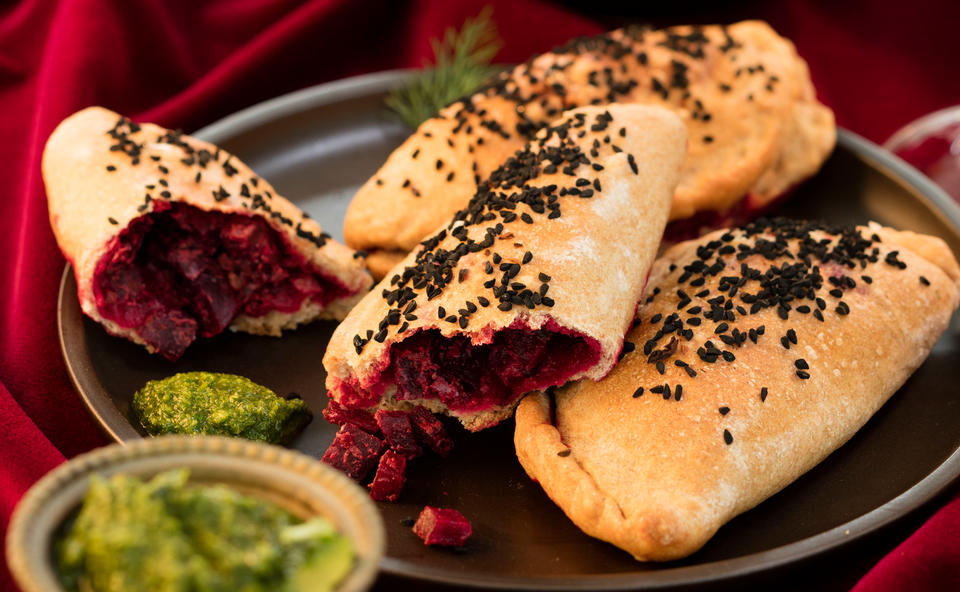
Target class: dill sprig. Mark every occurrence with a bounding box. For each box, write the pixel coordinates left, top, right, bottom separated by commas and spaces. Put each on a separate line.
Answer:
386, 7, 502, 129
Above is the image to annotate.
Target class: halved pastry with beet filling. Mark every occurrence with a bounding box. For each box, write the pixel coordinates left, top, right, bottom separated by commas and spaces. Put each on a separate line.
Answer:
43, 107, 371, 360
515, 218, 960, 561
323, 104, 687, 431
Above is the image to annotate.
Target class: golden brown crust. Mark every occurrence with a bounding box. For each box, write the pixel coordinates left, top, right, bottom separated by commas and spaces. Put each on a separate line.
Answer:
346, 21, 835, 277
363, 250, 407, 281
515, 220, 960, 561
43, 107, 372, 353
324, 104, 688, 430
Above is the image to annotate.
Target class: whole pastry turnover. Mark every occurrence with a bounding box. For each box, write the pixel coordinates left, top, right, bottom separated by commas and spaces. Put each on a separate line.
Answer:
514, 218, 960, 561
323, 104, 687, 431
346, 20, 835, 278
44, 107, 372, 360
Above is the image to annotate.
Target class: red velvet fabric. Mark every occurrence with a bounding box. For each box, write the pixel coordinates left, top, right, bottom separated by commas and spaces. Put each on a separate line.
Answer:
0, 1, 957, 590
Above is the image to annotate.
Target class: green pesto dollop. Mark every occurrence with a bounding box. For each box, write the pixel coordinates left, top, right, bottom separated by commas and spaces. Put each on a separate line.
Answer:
56, 469, 354, 592
133, 372, 312, 444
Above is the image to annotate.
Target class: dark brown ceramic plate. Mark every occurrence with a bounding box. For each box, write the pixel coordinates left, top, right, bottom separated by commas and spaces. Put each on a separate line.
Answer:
59, 71, 960, 590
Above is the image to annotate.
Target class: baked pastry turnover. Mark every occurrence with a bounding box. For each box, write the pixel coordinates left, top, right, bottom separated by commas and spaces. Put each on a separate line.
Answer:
346, 21, 835, 278
44, 107, 371, 360
515, 218, 960, 561
323, 104, 686, 431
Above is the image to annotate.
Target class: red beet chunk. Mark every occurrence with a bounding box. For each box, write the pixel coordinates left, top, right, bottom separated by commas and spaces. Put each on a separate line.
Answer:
375, 410, 422, 457
409, 406, 454, 458
368, 450, 407, 502
320, 424, 383, 481
322, 400, 380, 434
412, 506, 472, 546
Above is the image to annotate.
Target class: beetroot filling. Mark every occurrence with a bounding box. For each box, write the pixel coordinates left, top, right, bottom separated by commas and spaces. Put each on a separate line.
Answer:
92, 202, 350, 360
386, 321, 601, 414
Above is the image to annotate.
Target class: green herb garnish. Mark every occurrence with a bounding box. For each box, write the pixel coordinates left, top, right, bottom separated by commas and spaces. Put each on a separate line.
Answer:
133, 372, 312, 444
386, 6, 502, 129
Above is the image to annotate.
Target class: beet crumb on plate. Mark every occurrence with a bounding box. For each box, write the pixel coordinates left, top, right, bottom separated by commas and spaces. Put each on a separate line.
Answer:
320, 403, 456, 502
369, 450, 407, 502
320, 424, 383, 481
375, 410, 422, 457
322, 399, 380, 434
413, 506, 472, 546
409, 406, 454, 457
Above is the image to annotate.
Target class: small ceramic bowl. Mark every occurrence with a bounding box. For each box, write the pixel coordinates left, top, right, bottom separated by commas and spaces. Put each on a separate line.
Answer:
6, 435, 385, 592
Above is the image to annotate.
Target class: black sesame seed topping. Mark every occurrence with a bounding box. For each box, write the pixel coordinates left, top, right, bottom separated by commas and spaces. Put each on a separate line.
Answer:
723, 429, 733, 445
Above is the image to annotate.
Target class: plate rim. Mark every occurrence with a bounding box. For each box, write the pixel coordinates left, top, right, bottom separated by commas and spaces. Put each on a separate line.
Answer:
58, 70, 960, 589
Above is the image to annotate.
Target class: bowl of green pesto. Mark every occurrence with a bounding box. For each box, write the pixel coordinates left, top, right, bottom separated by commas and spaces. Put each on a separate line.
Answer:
6, 436, 385, 592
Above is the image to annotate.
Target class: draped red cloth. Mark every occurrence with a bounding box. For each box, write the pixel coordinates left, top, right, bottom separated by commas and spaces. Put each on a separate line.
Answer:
1, 1, 957, 590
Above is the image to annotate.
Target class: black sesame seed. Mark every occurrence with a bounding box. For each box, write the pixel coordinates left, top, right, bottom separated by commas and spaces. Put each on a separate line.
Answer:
557, 449, 572, 457
796, 370, 811, 379
795, 359, 809, 370
760, 387, 768, 402
719, 406, 730, 415
105, 165, 116, 172
920, 276, 930, 286
107, 217, 118, 225
633, 387, 644, 398
723, 430, 733, 445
